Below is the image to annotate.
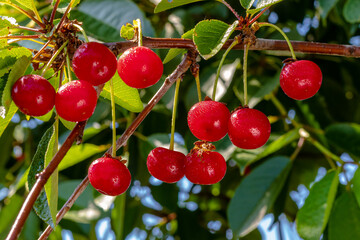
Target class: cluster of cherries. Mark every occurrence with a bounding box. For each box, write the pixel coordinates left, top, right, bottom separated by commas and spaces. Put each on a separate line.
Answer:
10, 38, 322, 195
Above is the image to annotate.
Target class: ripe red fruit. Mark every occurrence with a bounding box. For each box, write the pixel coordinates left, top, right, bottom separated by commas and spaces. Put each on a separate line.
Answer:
72, 42, 117, 86
88, 157, 131, 196
55, 80, 97, 122
11, 74, 55, 116
228, 107, 271, 149
117, 46, 163, 89
280, 60, 322, 100
185, 148, 227, 185
147, 147, 186, 183
187, 100, 230, 142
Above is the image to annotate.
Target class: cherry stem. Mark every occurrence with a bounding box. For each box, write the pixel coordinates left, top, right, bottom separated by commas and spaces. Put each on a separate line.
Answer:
41, 40, 68, 76
257, 22, 297, 60
65, 47, 72, 82
247, 7, 270, 26
136, 19, 143, 47
218, 0, 242, 21
13, 25, 45, 33
110, 78, 117, 157
243, 43, 250, 106
212, 37, 240, 100
2, 2, 46, 29
290, 137, 305, 161
49, 0, 61, 26
170, 79, 181, 151
307, 137, 344, 164
55, 0, 77, 33
195, 72, 202, 102
32, 40, 52, 60
0, 35, 42, 39
73, 24, 89, 43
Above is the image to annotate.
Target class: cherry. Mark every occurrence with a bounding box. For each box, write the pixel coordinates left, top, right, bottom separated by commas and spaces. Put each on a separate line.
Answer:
185, 143, 227, 185
228, 107, 271, 149
187, 99, 230, 142
11, 74, 55, 116
280, 60, 322, 100
55, 80, 97, 122
147, 147, 186, 183
117, 46, 163, 89
72, 42, 117, 86
88, 156, 131, 196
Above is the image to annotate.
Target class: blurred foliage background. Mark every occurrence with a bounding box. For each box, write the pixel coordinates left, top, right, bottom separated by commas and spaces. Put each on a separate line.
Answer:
1, 0, 360, 239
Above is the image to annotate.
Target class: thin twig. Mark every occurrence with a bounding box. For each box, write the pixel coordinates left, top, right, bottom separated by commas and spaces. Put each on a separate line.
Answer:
38, 51, 196, 239
49, 0, 61, 26
13, 25, 45, 33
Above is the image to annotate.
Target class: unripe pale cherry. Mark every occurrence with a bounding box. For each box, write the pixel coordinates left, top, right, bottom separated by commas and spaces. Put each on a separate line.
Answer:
185, 143, 227, 185
11, 74, 55, 116
88, 156, 131, 196
228, 107, 271, 149
147, 147, 186, 183
117, 46, 163, 89
280, 60, 322, 100
55, 80, 97, 122
72, 42, 117, 86
187, 99, 230, 142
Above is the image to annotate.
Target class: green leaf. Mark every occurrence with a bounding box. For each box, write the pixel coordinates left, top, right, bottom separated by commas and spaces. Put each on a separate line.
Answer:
0, 102, 17, 137
27, 126, 55, 228
70, 0, 154, 42
58, 144, 108, 171
11, 0, 39, 16
248, 73, 280, 108
343, 0, 360, 23
0, 47, 32, 84
44, 122, 58, 227
120, 23, 135, 41
100, 74, 143, 113
352, 167, 360, 206
0, 17, 13, 47
51, 0, 81, 13
163, 29, 194, 64
296, 169, 340, 240
58, 180, 93, 209
1, 55, 31, 113
193, 20, 238, 60
154, 0, 205, 13
240, 0, 256, 9
319, 0, 339, 19
328, 192, 360, 240
0, 194, 23, 238
228, 156, 292, 237
59, 117, 76, 130
247, 0, 283, 14
325, 123, 360, 158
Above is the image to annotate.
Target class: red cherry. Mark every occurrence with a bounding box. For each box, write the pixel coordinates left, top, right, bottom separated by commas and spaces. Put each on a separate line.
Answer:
187, 100, 230, 142
88, 157, 131, 196
147, 147, 186, 183
185, 149, 227, 185
117, 46, 163, 89
11, 74, 55, 116
72, 42, 117, 86
228, 108, 271, 149
55, 80, 97, 122
280, 60, 322, 100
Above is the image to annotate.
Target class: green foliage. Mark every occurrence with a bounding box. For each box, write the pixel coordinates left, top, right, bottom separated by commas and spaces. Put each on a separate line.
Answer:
193, 19, 238, 59
100, 73, 144, 113
319, 0, 339, 19
163, 29, 194, 64
154, 0, 205, 13
343, 0, 360, 23
120, 23, 135, 41
228, 156, 292, 237
247, 0, 284, 14
296, 169, 339, 240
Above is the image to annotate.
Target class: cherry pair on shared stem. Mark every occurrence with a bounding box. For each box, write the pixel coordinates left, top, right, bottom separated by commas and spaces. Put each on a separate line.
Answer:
88, 155, 131, 196
187, 99, 271, 150
147, 142, 227, 185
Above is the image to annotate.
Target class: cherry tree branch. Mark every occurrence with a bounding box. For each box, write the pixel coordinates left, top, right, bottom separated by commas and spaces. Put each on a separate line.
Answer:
105, 37, 360, 58
38, 50, 196, 239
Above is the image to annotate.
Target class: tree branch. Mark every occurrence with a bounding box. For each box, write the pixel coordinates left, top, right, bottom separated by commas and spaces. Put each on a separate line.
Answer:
38, 50, 196, 240
105, 37, 360, 58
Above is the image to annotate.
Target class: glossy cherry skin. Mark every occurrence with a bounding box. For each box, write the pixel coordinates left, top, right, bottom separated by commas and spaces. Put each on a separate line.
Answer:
55, 80, 97, 122
117, 46, 163, 89
280, 60, 322, 100
11, 75, 55, 116
228, 108, 271, 149
88, 157, 131, 196
147, 147, 186, 183
185, 149, 227, 185
187, 100, 230, 142
72, 42, 117, 86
